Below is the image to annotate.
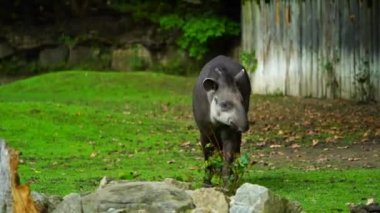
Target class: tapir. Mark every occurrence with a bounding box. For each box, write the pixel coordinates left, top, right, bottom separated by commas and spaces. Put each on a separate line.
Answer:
192, 55, 251, 188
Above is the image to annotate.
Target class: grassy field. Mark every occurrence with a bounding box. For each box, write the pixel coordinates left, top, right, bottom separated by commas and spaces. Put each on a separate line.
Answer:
0, 71, 379, 212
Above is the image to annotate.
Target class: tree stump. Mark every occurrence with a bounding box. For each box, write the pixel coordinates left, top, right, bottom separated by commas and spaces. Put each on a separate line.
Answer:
0, 140, 39, 213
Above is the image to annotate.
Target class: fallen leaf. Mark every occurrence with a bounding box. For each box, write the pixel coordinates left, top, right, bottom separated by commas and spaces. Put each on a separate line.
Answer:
363, 130, 371, 138
180, 141, 191, 148
90, 151, 97, 158
291, 143, 301, 149
189, 166, 199, 170
167, 159, 176, 164
312, 139, 319, 147
270, 144, 282, 148
255, 142, 267, 148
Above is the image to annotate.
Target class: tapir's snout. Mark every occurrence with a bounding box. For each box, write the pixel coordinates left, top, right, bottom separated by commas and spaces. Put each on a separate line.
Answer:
240, 122, 249, 132
229, 117, 249, 133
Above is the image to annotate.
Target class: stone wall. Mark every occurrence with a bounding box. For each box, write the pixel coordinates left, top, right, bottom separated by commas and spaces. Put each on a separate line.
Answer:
33, 178, 304, 213
0, 15, 196, 75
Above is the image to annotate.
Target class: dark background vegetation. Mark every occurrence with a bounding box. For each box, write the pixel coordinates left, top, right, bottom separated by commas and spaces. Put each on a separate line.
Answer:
0, 0, 242, 76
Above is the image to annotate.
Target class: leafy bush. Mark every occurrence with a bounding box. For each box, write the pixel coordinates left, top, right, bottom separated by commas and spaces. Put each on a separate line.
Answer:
204, 151, 251, 192
240, 51, 257, 72
160, 15, 240, 60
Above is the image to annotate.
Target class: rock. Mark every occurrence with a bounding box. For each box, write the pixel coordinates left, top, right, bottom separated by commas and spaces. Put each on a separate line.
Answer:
31, 191, 62, 212
230, 183, 304, 213
81, 181, 194, 213
349, 201, 380, 213
0, 42, 14, 59
67, 45, 111, 69
189, 188, 229, 213
164, 178, 192, 190
111, 44, 152, 71
52, 193, 82, 213
68, 46, 96, 67
39, 46, 69, 68
155, 46, 194, 75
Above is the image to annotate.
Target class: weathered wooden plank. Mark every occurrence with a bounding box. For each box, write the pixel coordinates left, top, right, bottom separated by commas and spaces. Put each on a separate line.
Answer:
241, 0, 254, 52
301, 0, 311, 97
352, 0, 361, 100
298, 1, 311, 96
310, 0, 319, 98
321, 0, 329, 98
335, 0, 341, 98
334, 0, 343, 99
340, 0, 353, 99
286, 0, 302, 97
373, 0, 380, 101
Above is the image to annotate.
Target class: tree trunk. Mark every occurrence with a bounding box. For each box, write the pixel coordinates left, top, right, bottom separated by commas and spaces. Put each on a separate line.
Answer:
0, 140, 39, 213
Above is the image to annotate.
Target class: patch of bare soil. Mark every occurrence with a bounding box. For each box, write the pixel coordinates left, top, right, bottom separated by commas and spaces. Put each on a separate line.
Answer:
250, 141, 380, 170
244, 96, 380, 170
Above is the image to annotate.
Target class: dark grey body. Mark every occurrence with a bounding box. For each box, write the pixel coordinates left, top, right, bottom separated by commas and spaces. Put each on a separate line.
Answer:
192, 55, 251, 188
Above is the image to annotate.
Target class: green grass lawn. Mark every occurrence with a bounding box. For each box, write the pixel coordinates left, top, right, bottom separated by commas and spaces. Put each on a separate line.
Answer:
0, 71, 378, 212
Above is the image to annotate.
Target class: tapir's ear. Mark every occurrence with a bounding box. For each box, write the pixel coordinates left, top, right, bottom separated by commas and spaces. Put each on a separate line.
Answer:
202, 78, 218, 92
235, 68, 246, 81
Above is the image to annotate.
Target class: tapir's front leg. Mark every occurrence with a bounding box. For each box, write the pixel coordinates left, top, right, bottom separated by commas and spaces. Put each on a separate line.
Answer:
221, 130, 242, 190
200, 132, 215, 187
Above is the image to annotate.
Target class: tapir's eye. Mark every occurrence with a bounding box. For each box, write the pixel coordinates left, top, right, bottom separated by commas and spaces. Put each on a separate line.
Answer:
220, 101, 232, 111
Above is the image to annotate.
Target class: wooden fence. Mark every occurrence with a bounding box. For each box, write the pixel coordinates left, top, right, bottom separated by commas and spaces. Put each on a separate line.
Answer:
242, 0, 380, 101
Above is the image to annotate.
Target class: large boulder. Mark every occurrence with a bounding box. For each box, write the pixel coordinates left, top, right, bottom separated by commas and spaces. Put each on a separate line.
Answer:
39, 46, 69, 68
0, 42, 14, 59
155, 46, 195, 75
31, 192, 62, 213
230, 183, 304, 213
111, 44, 152, 71
52, 193, 82, 213
68, 46, 96, 67
81, 181, 194, 213
188, 188, 229, 213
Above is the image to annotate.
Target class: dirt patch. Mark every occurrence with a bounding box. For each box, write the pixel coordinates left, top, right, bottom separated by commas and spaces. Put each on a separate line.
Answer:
248, 141, 380, 170
244, 96, 380, 170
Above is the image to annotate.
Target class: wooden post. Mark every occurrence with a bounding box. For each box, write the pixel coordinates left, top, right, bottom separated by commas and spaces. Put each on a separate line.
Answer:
0, 140, 39, 213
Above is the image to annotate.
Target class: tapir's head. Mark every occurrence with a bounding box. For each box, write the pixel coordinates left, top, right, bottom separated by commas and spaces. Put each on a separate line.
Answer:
203, 67, 249, 132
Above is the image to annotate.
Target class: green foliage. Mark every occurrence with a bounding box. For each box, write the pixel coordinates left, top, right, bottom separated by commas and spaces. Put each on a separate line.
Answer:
322, 57, 339, 99
59, 34, 80, 48
240, 51, 257, 72
160, 15, 240, 60
354, 59, 375, 103
204, 151, 251, 191
110, 0, 173, 22
229, 153, 251, 191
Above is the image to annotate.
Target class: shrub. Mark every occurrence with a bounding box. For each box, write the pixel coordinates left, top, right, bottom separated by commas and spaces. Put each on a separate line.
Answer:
160, 15, 240, 60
